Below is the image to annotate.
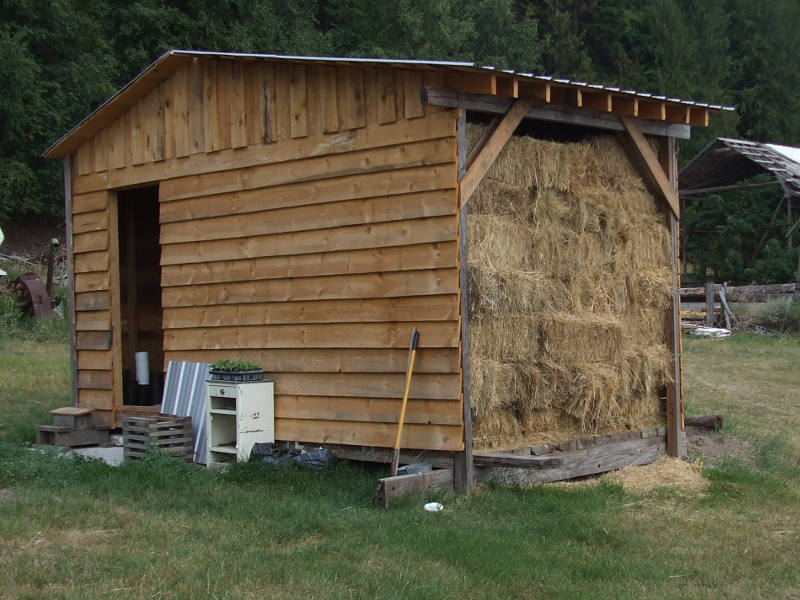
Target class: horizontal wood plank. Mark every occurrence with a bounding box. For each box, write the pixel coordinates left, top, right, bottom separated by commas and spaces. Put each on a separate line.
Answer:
78, 370, 113, 390
378, 469, 454, 508
163, 321, 459, 351
276, 418, 462, 451
160, 215, 457, 266
159, 164, 455, 224
73, 230, 108, 253
77, 350, 112, 371
78, 388, 113, 411
73, 108, 457, 195
75, 291, 110, 311
160, 241, 457, 287
74, 251, 110, 274
162, 295, 458, 328
160, 189, 456, 244
275, 372, 459, 400
76, 330, 112, 351
76, 310, 111, 331
72, 210, 108, 234
161, 268, 457, 307
275, 395, 461, 426
164, 347, 459, 374
74, 271, 110, 293
160, 137, 456, 202
71, 191, 108, 214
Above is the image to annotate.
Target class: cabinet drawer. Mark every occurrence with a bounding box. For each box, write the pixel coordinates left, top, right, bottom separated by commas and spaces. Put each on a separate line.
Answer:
207, 384, 239, 399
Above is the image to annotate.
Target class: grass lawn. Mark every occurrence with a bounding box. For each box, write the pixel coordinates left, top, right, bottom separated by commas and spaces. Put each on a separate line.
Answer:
0, 334, 798, 599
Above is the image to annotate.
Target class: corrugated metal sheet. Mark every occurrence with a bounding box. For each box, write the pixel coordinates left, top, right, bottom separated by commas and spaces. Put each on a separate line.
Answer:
161, 361, 210, 464
681, 137, 800, 197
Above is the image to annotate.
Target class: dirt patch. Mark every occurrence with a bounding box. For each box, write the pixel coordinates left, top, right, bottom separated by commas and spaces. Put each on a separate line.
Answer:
686, 425, 754, 465
0, 216, 66, 262
0, 488, 10, 501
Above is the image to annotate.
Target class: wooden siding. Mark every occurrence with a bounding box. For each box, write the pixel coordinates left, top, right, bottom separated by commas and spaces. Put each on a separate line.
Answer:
68, 58, 461, 449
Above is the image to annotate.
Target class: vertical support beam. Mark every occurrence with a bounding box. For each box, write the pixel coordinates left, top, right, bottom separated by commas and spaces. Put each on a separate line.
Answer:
788, 195, 794, 249
108, 193, 124, 427
680, 196, 688, 275
660, 137, 685, 459
454, 107, 474, 492
705, 281, 715, 327
64, 157, 78, 407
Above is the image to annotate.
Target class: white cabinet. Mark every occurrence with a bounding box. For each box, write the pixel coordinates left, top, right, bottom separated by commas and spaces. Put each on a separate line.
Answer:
205, 380, 274, 468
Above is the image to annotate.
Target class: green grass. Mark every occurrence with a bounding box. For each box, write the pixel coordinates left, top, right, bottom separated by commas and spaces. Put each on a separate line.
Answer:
684, 333, 800, 454
0, 333, 798, 599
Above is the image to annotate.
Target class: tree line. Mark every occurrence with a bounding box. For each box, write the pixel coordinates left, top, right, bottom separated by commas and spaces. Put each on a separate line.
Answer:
2, 0, 799, 281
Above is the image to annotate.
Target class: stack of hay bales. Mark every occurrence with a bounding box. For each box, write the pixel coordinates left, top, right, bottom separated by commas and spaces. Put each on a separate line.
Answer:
467, 125, 673, 450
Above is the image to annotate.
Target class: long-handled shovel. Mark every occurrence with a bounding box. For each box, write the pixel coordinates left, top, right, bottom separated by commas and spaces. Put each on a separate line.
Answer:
390, 327, 419, 476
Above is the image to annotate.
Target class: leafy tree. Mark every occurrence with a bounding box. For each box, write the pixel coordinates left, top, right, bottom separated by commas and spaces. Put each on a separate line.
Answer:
682, 182, 798, 284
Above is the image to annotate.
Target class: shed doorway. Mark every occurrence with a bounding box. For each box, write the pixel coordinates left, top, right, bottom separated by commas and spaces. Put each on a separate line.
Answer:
116, 186, 164, 407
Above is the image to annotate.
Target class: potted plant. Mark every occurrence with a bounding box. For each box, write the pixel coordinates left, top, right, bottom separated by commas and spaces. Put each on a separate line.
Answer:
209, 359, 264, 382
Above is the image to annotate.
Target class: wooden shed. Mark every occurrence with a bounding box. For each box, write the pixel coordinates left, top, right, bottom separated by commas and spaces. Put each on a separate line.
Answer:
45, 50, 730, 487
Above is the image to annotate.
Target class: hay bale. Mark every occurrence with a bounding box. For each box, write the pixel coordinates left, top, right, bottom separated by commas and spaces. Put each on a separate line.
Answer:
467, 126, 672, 450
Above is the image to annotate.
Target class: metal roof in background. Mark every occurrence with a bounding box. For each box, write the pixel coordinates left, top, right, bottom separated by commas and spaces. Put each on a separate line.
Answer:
680, 137, 800, 198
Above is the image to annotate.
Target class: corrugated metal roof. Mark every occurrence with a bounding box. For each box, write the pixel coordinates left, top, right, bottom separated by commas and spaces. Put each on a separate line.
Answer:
44, 49, 734, 158
171, 49, 735, 110
680, 137, 800, 197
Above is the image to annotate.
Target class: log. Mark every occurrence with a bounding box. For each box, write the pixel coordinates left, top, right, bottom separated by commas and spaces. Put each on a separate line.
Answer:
680, 283, 797, 302
685, 414, 724, 430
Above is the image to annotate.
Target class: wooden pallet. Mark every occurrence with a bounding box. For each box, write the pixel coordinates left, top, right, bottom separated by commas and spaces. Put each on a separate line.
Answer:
122, 414, 193, 461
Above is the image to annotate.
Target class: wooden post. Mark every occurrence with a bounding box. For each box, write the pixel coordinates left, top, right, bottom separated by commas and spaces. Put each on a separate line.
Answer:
660, 137, 685, 459
108, 194, 124, 426
454, 107, 474, 492
64, 157, 78, 407
704, 281, 715, 327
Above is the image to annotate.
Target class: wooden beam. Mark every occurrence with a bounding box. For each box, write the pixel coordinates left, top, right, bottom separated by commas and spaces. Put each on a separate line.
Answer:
377, 468, 454, 508
495, 76, 518, 98
475, 435, 666, 484
444, 71, 497, 96
454, 203, 473, 490
473, 453, 563, 469
581, 91, 612, 113
459, 99, 531, 204
660, 136, 686, 459
518, 80, 550, 103
421, 89, 691, 139
689, 108, 709, 127
64, 157, 78, 407
618, 115, 681, 218
614, 96, 638, 117
108, 193, 124, 428
454, 106, 474, 492
638, 100, 665, 121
